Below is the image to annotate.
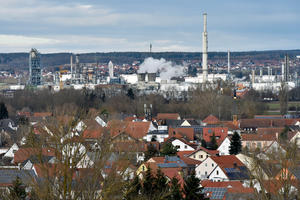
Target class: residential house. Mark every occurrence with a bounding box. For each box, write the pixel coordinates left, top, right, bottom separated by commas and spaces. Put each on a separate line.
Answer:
0, 169, 36, 190
3, 143, 19, 160
202, 115, 220, 125
241, 134, 276, 150
137, 156, 188, 177
202, 126, 228, 146
188, 147, 219, 162
13, 147, 55, 165
164, 137, 196, 152
201, 180, 255, 200
236, 153, 269, 180
217, 137, 231, 155
168, 127, 195, 142
156, 113, 181, 121
196, 155, 249, 182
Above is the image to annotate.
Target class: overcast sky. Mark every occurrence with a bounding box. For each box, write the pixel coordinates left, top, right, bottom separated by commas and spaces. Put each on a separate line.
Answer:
1, 0, 300, 53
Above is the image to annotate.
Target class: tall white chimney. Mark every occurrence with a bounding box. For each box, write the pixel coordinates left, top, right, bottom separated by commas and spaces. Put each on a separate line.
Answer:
202, 13, 208, 83
227, 50, 230, 74
108, 61, 114, 78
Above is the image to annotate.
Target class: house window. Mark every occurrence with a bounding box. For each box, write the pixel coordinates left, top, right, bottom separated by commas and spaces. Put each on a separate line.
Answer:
142, 166, 145, 171
184, 145, 187, 149
206, 155, 209, 158
205, 171, 207, 175
257, 142, 262, 148
216, 170, 219, 175
212, 163, 214, 167
205, 163, 207, 167
246, 142, 250, 148
176, 145, 180, 149
200, 155, 203, 159
193, 155, 196, 158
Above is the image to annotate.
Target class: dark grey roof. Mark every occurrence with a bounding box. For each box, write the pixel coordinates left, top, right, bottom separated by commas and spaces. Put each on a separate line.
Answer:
0, 118, 17, 133
0, 169, 36, 185
202, 187, 227, 200
21, 155, 54, 166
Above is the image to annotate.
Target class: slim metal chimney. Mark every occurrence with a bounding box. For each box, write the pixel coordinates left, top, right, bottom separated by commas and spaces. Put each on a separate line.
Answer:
202, 13, 208, 83
227, 50, 230, 74
70, 54, 73, 80
252, 69, 255, 86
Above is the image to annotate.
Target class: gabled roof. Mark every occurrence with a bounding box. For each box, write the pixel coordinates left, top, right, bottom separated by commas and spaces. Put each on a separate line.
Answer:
0, 169, 36, 186
157, 113, 180, 120
14, 148, 55, 164
201, 180, 255, 194
240, 118, 300, 129
147, 156, 188, 168
210, 155, 249, 180
257, 127, 285, 135
32, 112, 52, 118
203, 115, 220, 124
82, 129, 104, 139
241, 134, 276, 141
210, 155, 244, 169
168, 127, 194, 141
125, 121, 151, 139
189, 146, 219, 157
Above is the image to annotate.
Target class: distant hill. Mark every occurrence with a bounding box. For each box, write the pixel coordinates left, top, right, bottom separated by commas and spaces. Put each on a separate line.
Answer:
1, 50, 300, 71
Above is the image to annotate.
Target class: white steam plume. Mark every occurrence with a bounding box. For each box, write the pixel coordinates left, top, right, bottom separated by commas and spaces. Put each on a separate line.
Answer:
138, 57, 185, 80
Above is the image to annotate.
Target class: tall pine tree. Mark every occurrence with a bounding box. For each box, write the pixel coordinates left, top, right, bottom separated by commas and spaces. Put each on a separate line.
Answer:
123, 176, 141, 200
183, 173, 207, 200
209, 133, 218, 150
229, 131, 242, 155
9, 176, 27, 200
0, 102, 8, 120
168, 177, 183, 200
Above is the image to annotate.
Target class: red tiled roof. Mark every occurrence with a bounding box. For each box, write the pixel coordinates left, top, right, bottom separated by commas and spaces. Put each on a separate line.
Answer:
180, 156, 202, 166
257, 127, 284, 135
202, 127, 228, 144
125, 121, 150, 139
240, 118, 300, 129
221, 121, 240, 131
177, 151, 195, 158
191, 147, 219, 156
161, 168, 184, 187
168, 127, 194, 141
201, 180, 255, 194
32, 112, 52, 118
14, 148, 55, 164
203, 115, 220, 124
157, 113, 180, 120
82, 129, 104, 139
210, 155, 244, 169
17, 111, 31, 117
241, 134, 276, 141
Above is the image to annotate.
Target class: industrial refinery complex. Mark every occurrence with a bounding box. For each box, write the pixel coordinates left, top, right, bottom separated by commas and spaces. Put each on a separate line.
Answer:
2, 13, 300, 97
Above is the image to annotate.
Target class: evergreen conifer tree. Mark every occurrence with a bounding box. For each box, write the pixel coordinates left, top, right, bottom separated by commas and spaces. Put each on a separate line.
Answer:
229, 131, 242, 155
168, 177, 183, 200
141, 167, 155, 198
160, 143, 178, 156
9, 176, 27, 200
209, 133, 218, 150
183, 173, 207, 200
123, 176, 141, 200
0, 102, 8, 120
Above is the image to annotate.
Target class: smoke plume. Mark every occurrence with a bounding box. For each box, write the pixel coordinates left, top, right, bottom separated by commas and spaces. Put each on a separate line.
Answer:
138, 57, 185, 80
